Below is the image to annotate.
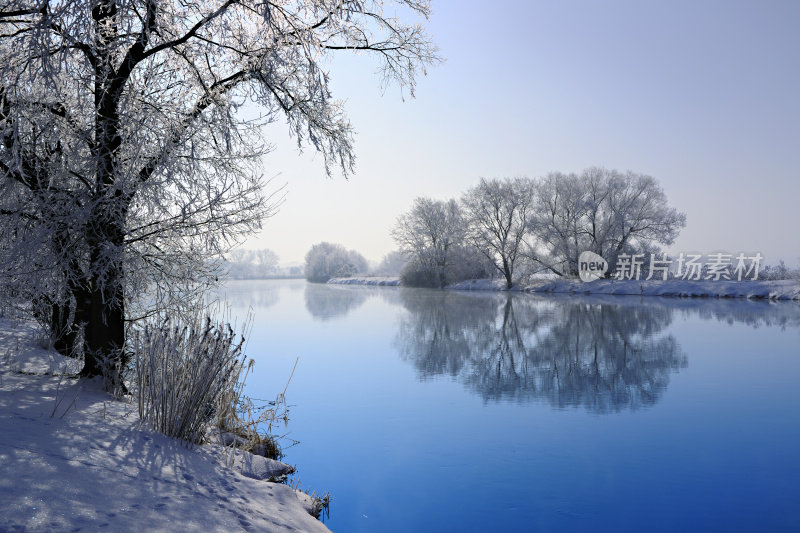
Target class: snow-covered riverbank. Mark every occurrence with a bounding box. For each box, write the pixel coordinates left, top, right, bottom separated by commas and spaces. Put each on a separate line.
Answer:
0, 319, 330, 532
329, 277, 800, 300
328, 276, 400, 286
525, 278, 800, 300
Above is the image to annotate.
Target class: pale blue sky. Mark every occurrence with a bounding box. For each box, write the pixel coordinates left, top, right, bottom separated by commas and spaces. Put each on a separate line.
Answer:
246, 0, 800, 266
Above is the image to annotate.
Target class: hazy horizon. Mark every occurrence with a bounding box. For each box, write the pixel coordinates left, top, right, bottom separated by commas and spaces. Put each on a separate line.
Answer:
242, 0, 800, 266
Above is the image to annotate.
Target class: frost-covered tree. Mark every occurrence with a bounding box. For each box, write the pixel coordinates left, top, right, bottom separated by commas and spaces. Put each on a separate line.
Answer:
461, 178, 536, 289
761, 259, 800, 281
392, 197, 466, 288
374, 250, 407, 276
530, 168, 686, 276
0, 1, 438, 378
304, 242, 367, 283
527, 172, 586, 277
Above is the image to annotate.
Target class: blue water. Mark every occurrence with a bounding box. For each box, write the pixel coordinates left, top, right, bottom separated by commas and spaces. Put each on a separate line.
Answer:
218, 280, 800, 532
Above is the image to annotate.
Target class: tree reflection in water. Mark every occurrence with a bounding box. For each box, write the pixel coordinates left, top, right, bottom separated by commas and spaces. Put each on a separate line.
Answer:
303, 283, 370, 321
395, 290, 500, 378
218, 281, 281, 310
396, 290, 688, 413
296, 283, 799, 411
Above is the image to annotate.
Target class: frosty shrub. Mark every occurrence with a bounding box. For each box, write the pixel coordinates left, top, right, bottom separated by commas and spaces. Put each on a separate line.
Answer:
761, 260, 800, 281
133, 316, 246, 443
399, 265, 440, 288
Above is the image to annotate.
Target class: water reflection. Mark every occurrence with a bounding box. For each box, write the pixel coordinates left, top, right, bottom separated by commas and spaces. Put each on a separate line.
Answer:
303, 283, 370, 321
395, 290, 500, 378
396, 291, 688, 412
675, 297, 800, 330
218, 280, 281, 310
520, 300, 685, 412
248, 280, 799, 412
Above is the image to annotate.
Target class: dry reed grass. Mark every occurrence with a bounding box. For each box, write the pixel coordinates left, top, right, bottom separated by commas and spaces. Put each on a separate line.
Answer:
133, 315, 246, 443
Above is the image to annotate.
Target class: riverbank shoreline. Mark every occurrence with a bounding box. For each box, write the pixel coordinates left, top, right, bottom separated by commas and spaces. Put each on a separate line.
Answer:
0, 318, 331, 532
328, 276, 800, 300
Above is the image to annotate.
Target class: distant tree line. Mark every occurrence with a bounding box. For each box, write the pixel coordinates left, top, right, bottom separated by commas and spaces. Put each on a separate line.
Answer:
218, 248, 303, 279
392, 168, 686, 288
223, 249, 280, 279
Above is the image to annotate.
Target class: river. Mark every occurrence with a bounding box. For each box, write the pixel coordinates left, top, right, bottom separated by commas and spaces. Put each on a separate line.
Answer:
217, 279, 800, 532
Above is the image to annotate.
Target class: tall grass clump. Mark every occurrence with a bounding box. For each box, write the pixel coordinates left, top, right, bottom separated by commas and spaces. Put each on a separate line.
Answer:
133, 315, 246, 443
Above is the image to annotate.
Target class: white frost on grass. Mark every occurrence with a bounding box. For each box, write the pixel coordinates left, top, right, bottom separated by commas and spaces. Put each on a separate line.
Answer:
327, 276, 400, 286
0, 318, 330, 533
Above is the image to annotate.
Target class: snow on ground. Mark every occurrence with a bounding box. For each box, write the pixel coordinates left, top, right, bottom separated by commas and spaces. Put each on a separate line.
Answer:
0, 318, 330, 533
327, 276, 400, 286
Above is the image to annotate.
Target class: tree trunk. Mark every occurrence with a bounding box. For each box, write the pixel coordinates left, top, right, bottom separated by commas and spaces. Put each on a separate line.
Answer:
80, 210, 128, 381
50, 300, 78, 358
32, 294, 79, 358
502, 258, 513, 289
81, 278, 125, 378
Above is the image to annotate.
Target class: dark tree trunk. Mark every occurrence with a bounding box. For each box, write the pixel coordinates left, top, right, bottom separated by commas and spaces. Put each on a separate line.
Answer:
50, 300, 78, 357
32, 293, 79, 358
79, 210, 129, 380
80, 282, 125, 378
502, 257, 513, 289
81, 0, 128, 381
